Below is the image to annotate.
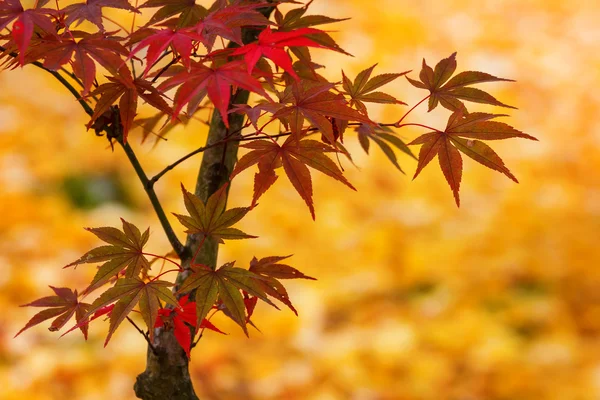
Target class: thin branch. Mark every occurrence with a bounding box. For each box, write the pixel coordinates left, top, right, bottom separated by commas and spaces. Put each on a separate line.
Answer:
147, 120, 402, 186
151, 55, 180, 84
126, 317, 157, 355
1, 45, 189, 260
1, 45, 94, 115
147, 121, 251, 186
119, 140, 186, 258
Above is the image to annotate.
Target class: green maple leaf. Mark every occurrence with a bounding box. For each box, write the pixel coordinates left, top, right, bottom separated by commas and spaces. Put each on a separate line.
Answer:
178, 262, 277, 336
83, 277, 179, 344
355, 124, 416, 173
342, 64, 409, 114
65, 218, 152, 294
173, 183, 256, 243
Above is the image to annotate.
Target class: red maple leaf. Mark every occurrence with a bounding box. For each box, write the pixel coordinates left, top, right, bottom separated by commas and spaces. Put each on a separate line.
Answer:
409, 110, 537, 206
63, 0, 136, 32
159, 60, 271, 127
0, 0, 56, 65
232, 135, 356, 219
155, 295, 224, 358
249, 255, 315, 315
15, 286, 91, 339
272, 81, 372, 144
26, 31, 129, 95
86, 71, 172, 142
193, 2, 272, 51
231, 26, 338, 80
128, 27, 203, 76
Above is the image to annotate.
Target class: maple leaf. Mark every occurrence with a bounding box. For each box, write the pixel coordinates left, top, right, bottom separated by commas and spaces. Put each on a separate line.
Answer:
231, 134, 356, 219
178, 262, 278, 336
342, 64, 409, 114
272, 81, 372, 144
128, 27, 204, 76
26, 31, 129, 95
65, 219, 153, 294
154, 295, 224, 358
86, 72, 172, 142
406, 52, 517, 112
60, 303, 115, 338
249, 255, 315, 315
140, 0, 207, 28
231, 26, 342, 80
83, 277, 179, 345
409, 111, 538, 206
356, 124, 416, 173
62, 0, 137, 33
275, 1, 349, 30
173, 183, 256, 244
193, 2, 272, 51
15, 286, 91, 339
159, 60, 270, 127
0, 0, 56, 65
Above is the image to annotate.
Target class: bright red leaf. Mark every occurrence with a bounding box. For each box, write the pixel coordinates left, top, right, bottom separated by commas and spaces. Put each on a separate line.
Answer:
128, 27, 204, 76
232, 26, 339, 80
155, 295, 225, 358
0, 0, 56, 65
193, 2, 272, 51
159, 60, 270, 127
26, 31, 129, 95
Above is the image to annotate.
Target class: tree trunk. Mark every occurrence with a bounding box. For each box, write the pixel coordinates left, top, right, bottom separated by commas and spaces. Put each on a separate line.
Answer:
134, 4, 274, 399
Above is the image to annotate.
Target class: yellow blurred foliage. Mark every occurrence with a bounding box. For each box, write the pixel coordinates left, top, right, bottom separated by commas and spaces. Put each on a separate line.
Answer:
2, 1, 600, 399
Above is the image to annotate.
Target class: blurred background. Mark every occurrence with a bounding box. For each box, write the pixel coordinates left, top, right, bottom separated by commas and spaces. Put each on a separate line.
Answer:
2, 0, 600, 399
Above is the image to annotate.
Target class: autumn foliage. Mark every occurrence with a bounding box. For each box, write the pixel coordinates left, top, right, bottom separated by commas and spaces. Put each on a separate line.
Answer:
1, 0, 535, 394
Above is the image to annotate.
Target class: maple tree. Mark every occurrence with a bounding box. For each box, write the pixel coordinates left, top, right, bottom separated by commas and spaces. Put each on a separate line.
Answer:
1, 0, 536, 398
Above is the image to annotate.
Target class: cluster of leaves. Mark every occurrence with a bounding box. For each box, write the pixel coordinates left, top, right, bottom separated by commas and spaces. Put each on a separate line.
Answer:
5, 0, 535, 358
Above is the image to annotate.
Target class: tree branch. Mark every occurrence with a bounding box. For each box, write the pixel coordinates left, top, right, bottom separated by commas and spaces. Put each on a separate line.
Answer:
0, 45, 188, 258
1, 45, 94, 116
127, 316, 158, 355
119, 140, 186, 258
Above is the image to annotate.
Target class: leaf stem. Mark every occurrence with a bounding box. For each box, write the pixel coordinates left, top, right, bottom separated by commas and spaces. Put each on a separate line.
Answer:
395, 122, 440, 131
151, 268, 184, 281
395, 95, 430, 126
142, 252, 182, 269
147, 120, 402, 186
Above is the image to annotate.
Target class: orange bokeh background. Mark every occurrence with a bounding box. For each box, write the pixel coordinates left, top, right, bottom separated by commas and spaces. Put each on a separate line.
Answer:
2, 1, 600, 399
